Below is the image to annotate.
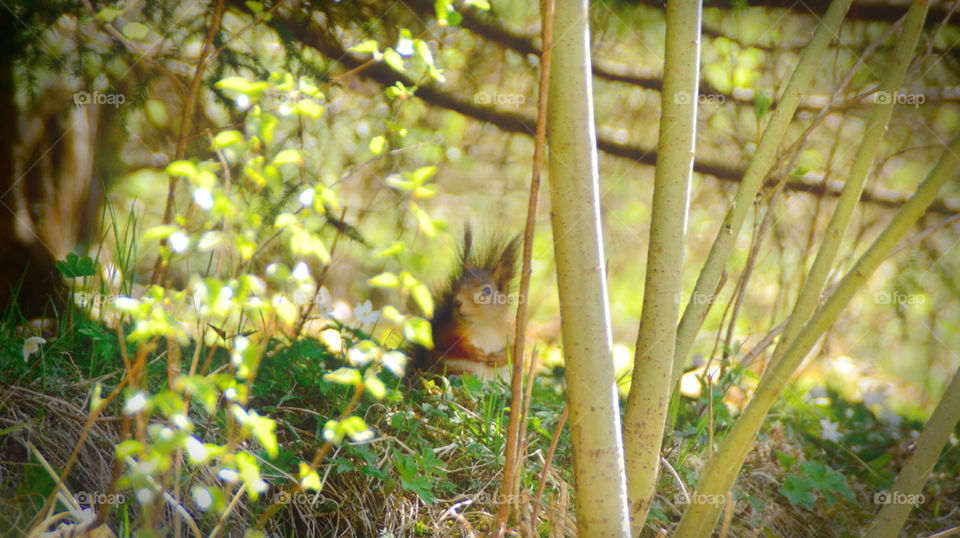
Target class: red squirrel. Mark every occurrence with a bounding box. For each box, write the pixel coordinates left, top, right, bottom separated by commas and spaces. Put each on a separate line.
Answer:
414, 226, 520, 381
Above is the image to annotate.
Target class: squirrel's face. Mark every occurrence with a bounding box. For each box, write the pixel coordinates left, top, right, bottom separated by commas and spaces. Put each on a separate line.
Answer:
452, 270, 511, 325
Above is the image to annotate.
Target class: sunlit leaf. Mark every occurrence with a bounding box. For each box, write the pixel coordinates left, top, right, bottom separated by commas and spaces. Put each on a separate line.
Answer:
122, 22, 149, 40
167, 160, 197, 179
403, 317, 433, 348
299, 462, 322, 491
382, 49, 405, 72
369, 135, 386, 155
213, 130, 244, 148
350, 40, 379, 55
368, 272, 399, 287
323, 367, 362, 387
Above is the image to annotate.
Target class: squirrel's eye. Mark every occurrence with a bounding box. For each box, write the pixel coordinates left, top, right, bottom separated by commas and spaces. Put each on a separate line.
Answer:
482, 285, 493, 295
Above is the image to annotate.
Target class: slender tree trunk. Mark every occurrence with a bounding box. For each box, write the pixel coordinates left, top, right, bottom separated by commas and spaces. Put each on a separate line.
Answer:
546, 0, 631, 534
675, 128, 960, 536
762, 0, 929, 380
865, 364, 960, 537
622, 0, 701, 532
670, 0, 855, 387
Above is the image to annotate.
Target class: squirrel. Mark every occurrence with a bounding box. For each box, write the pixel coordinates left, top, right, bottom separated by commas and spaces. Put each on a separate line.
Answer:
413, 226, 521, 382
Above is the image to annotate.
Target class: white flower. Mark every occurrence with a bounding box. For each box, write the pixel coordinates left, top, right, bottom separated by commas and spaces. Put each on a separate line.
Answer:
193, 188, 214, 210
123, 391, 148, 415
169, 231, 190, 253
292, 262, 312, 281
396, 38, 414, 57
863, 385, 888, 408
354, 300, 381, 325
299, 188, 315, 206
820, 418, 842, 442
22, 336, 45, 362
218, 468, 240, 483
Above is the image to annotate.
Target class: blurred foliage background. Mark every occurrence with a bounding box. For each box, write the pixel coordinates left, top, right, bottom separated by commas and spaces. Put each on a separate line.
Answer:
4, 0, 960, 418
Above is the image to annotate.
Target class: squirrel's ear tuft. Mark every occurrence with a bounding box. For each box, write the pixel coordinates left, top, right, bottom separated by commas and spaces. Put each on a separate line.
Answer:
492, 234, 520, 290
459, 225, 474, 271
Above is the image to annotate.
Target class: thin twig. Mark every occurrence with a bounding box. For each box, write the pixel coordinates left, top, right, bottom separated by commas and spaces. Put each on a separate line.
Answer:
496, 0, 554, 532
150, 0, 226, 286
530, 404, 567, 528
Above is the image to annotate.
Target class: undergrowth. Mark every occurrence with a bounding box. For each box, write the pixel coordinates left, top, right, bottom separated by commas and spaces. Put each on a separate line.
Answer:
3, 307, 958, 536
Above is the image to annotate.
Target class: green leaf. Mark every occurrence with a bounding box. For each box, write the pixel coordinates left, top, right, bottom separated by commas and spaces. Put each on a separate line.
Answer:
368, 272, 399, 288
350, 39, 380, 55
322, 419, 344, 444
122, 22, 149, 40
374, 241, 404, 258
369, 135, 386, 155
382, 49, 406, 72
212, 130, 244, 149
403, 317, 433, 348
774, 449, 796, 471
754, 91, 773, 120
323, 367, 362, 387
393, 452, 436, 504
410, 166, 436, 184
115, 440, 143, 459
246, 410, 278, 459
411, 283, 434, 318
216, 76, 253, 93
166, 160, 197, 179
55, 253, 96, 278
272, 148, 303, 167
341, 416, 374, 442
364, 374, 386, 399
410, 202, 436, 237
296, 98, 323, 118
274, 213, 298, 228
781, 474, 816, 507
96, 8, 122, 22
236, 452, 265, 501
299, 462, 322, 491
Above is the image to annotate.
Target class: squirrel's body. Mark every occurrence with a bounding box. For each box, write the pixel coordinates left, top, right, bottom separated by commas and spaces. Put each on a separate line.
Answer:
416, 227, 520, 381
